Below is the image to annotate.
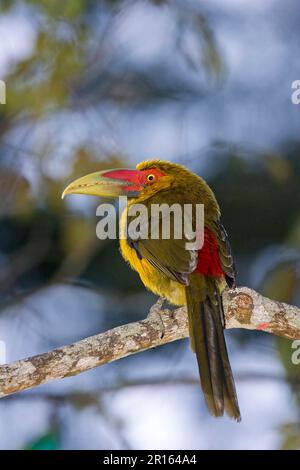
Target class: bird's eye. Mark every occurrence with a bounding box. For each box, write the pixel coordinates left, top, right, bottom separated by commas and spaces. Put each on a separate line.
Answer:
147, 174, 155, 183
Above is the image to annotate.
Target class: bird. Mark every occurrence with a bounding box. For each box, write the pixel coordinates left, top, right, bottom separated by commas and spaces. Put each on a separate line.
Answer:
62, 159, 241, 421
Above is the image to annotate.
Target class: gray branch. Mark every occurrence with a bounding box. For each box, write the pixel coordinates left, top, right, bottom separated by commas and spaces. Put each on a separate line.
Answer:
0, 287, 299, 399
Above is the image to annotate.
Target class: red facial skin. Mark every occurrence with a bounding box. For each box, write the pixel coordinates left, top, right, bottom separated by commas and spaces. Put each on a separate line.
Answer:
102, 168, 165, 192
103, 168, 224, 278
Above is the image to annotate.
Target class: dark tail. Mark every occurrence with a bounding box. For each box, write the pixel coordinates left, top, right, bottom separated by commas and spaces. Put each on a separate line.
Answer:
185, 278, 241, 421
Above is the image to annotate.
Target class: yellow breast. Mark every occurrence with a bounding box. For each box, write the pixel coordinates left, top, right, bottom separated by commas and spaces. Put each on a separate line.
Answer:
119, 208, 186, 306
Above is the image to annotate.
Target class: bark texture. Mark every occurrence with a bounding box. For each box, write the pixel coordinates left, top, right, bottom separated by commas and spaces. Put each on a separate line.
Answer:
0, 287, 299, 398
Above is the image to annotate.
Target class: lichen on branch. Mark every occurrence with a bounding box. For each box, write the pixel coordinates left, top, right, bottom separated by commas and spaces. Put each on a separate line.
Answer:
0, 287, 299, 399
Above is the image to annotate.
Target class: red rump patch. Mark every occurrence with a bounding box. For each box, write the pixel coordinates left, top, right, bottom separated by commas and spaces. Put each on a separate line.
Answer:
195, 228, 224, 277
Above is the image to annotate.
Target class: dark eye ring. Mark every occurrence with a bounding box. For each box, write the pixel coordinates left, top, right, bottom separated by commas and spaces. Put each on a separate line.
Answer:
147, 174, 155, 182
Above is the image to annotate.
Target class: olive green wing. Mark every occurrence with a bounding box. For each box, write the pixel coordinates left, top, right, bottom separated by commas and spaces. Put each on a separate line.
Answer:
212, 220, 236, 288
127, 211, 198, 286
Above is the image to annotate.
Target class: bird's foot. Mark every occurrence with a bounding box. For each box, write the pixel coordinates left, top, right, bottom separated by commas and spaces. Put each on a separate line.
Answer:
147, 297, 165, 339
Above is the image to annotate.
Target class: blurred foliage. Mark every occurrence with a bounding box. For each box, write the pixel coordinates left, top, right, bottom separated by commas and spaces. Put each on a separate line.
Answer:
280, 422, 300, 450
213, 149, 300, 254
25, 431, 60, 450
0, 0, 299, 450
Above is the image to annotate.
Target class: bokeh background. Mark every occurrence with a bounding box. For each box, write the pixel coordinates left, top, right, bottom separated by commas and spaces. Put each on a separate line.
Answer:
0, 0, 300, 450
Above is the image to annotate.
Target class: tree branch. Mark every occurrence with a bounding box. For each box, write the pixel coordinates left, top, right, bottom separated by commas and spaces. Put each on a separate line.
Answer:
0, 287, 299, 399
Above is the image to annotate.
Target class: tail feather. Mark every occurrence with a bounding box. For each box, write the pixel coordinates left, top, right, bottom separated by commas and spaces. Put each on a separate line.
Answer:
200, 302, 224, 414
186, 278, 241, 421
